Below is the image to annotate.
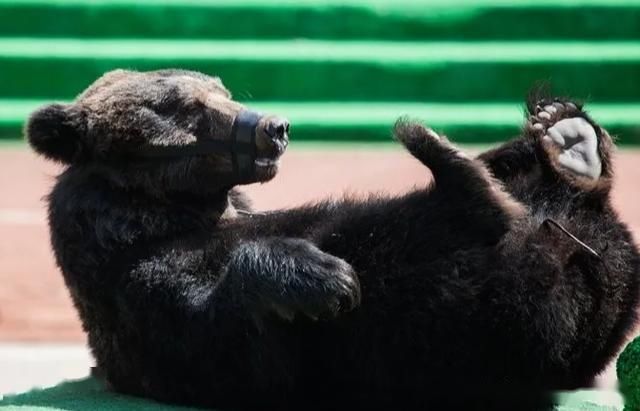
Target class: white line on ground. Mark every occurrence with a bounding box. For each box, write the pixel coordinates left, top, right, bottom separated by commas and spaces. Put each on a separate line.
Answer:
0, 208, 46, 226
0, 343, 92, 396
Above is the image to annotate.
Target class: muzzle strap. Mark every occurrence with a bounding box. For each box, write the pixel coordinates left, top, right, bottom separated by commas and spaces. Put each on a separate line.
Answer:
127, 109, 263, 179
230, 109, 261, 180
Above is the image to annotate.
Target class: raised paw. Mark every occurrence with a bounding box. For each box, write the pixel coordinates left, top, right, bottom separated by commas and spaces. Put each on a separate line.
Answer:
527, 99, 609, 182
394, 119, 469, 162
395, 120, 441, 147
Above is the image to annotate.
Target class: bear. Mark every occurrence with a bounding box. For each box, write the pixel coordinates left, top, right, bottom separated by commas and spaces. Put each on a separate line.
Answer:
26, 69, 640, 410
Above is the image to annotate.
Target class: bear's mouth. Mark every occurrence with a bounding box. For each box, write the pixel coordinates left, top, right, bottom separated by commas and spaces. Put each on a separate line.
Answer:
252, 119, 288, 181
253, 157, 281, 181
255, 158, 280, 168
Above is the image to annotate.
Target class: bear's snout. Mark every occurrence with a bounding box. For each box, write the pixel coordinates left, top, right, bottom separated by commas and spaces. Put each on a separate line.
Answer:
256, 116, 290, 159
264, 116, 289, 152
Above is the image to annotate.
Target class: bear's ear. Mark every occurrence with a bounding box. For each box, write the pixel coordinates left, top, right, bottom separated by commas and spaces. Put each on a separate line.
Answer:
24, 103, 87, 164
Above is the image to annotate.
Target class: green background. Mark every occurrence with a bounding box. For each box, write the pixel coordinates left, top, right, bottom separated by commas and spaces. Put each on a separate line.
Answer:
1, 0, 639, 144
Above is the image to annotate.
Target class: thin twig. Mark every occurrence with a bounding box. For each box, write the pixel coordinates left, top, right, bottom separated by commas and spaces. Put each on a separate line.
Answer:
544, 218, 601, 259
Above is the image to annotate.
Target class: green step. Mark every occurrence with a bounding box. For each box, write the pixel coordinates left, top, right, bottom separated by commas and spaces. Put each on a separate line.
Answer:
1, 39, 640, 102
4, 100, 640, 144
0, 0, 639, 40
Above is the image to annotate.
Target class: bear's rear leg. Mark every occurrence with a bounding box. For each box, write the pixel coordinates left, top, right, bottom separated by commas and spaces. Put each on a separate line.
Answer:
394, 120, 526, 223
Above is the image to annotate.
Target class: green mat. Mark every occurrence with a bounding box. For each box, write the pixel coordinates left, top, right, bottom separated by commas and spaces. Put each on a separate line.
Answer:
0, 0, 638, 144
0, 0, 638, 40
0, 378, 200, 411
1, 40, 640, 103
0, 377, 625, 411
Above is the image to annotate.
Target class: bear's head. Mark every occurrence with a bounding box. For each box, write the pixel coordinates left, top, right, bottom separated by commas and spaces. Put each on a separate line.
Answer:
25, 69, 289, 196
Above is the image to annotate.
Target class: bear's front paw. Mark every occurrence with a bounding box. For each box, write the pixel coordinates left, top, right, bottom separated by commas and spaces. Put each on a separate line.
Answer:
274, 248, 361, 321
229, 238, 361, 322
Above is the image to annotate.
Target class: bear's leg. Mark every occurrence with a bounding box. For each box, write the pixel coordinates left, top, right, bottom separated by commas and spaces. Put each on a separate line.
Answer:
394, 121, 526, 224
527, 98, 614, 192
221, 237, 361, 321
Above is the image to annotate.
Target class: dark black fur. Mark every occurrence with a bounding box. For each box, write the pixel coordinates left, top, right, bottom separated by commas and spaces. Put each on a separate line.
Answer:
27, 70, 639, 410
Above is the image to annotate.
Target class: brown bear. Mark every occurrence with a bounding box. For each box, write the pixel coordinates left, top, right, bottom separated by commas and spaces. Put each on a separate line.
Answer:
26, 69, 639, 410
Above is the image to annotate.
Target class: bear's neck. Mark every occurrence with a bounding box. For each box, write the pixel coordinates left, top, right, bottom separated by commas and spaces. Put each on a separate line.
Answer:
49, 167, 233, 253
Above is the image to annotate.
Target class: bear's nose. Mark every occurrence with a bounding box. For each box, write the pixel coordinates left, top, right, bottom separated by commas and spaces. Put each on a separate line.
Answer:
264, 117, 290, 144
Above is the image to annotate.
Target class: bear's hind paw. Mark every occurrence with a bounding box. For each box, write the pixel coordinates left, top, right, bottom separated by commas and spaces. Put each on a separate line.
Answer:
527, 99, 610, 184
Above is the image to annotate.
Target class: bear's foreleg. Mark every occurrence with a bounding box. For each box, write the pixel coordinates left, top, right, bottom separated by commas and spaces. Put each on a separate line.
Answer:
220, 237, 361, 322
